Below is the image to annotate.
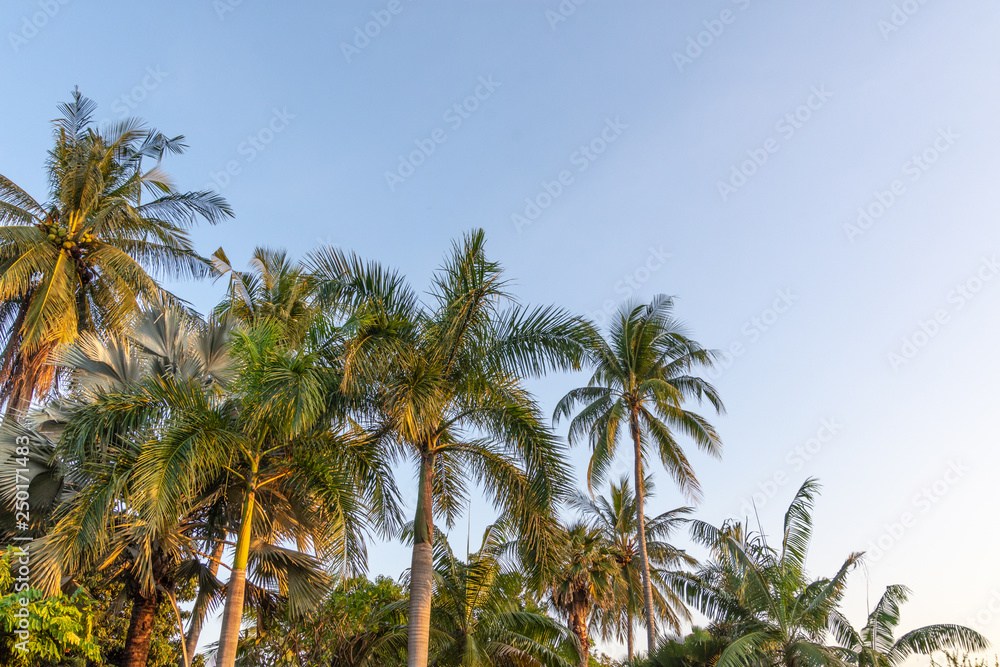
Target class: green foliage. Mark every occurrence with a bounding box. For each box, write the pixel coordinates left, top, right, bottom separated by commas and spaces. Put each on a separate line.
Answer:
426, 528, 575, 667
671, 480, 862, 667
589, 651, 622, 667
0, 547, 100, 666
669, 480, 990, 667
232, 574, 408, 667
639, 627, 729, 667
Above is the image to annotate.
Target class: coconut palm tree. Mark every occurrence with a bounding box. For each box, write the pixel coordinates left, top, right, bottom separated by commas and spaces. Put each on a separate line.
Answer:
0, 89, 231, 417
343, 230, 593, 667
570, 476, 696, 665
830, 585, 989, 667
546, 522, 619, 667
671, 479, 863, 667
412, 526, 576, 667
554, 296, 724, 652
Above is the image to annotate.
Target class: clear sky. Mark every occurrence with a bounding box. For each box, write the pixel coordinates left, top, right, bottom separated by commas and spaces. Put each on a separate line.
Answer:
4, 0, 1000, 660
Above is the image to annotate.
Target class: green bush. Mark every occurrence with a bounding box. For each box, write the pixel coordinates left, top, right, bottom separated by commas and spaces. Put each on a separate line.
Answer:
0, 546, 100, 666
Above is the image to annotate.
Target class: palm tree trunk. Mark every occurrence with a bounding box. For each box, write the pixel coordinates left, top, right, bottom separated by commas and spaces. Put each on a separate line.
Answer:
407, 450, 435, 667
216, 463, 258, 667
184, 540, 225, 662
3, 381, 31, 422
631, 410, 657, 655
121, 591, 159, 667
571, 611, 590, 667
2, 342, 59, 423
2, 350, 34, 423
626, 594, 634, 665
0, 303, 30, 423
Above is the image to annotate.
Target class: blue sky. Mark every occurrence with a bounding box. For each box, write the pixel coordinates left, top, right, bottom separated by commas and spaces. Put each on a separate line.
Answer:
5, 0, 1000, 659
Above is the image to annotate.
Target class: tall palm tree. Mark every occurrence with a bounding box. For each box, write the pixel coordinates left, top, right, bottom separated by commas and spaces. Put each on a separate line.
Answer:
546, 522, 619, 667
131, 318, 394, 667
344, 230, 593, 667
830, 585, 989, 667
671, 479, 863, 667
554, 296, 724, 652
411, 526, 576, 667
0, 89, 232, 417
570, 476, 696, 665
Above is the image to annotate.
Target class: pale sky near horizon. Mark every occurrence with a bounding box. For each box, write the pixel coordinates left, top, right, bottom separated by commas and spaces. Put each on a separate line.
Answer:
4, 0, 1000, 661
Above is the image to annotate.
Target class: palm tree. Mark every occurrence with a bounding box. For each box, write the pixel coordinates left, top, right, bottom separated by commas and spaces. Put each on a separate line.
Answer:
643, 626, 730, 667
554, 296, 724, 652
546, 522, 619, 667
130, 317, 393, 667
211, 246, 320, 346
831, 585, 989, 667
570, 476, 696, 665
0, 297, 377, 667
413, 526, 576, 667
344, 230, 593, 667
11, 305, 232, 667
671, 479, 863, 667
0, 89, 231, 417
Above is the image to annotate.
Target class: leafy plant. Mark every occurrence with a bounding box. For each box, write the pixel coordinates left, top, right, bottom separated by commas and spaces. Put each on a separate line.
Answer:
0, 546, 100, 666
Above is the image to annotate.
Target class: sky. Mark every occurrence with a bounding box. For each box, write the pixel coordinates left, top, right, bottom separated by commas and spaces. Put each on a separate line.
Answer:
4, 0, 1000, 660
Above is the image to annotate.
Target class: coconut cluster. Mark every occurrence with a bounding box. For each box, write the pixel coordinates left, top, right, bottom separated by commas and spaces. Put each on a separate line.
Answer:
45, 224, 95, 250
42, 223, 97, 284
